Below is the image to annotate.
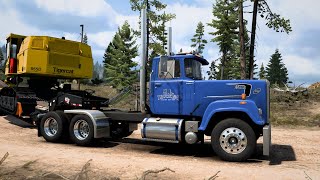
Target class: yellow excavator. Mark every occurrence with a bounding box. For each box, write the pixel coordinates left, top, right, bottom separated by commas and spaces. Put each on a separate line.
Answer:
0, 33, 108, 118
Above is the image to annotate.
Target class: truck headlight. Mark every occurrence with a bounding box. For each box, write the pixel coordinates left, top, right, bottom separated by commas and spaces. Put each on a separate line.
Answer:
258, 108, 262, 115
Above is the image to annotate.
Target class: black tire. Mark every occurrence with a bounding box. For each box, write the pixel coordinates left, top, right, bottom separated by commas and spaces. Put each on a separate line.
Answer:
40, 111, 69, 143
69, 115, 94, 146
110, 122, 133, 139
211, 118, 256, 162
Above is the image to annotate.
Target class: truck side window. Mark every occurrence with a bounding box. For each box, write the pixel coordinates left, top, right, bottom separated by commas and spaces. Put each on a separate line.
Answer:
184, 59, 202, 80
158, 59, 180, 79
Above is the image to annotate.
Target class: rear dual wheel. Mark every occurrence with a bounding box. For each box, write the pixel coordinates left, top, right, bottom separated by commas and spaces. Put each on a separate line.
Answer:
40, 111, 69, 142
40, 112, 95, 146
69, 115, 94, 146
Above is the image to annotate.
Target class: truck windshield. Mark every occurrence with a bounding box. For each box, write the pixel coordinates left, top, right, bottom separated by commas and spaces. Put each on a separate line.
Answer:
184, 59, 202, 80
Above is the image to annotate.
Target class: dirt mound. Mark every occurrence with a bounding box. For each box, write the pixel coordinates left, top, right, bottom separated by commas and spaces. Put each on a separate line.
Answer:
308, 82, 320, 89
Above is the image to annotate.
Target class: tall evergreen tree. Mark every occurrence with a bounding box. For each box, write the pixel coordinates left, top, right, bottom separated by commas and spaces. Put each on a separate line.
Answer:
83, 33, 88, 44
130, 0, 175, 81
266, 49, 288, 85
207, 60, 218, 80
103, 21, 138, 90
226, 23, 255, 80
208, 0, 238, 80
1, 45, 6, 71
259, 63, 267, 79
93, 61, 104, 79
248, 0, 292, 79
130, 0, 175, 57
191, 22, 207, 54
0, 46, 5, 79
0, 46, 4, 69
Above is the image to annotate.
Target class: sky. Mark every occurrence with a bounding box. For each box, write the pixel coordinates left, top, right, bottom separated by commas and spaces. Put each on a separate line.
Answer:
0, 0, 319, 87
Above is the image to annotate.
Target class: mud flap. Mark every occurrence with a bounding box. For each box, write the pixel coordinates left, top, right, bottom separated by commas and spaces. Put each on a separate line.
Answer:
263, 124, 271, 156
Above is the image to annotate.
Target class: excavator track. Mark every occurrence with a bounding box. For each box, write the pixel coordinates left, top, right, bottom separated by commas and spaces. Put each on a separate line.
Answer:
0, 86, 38, 117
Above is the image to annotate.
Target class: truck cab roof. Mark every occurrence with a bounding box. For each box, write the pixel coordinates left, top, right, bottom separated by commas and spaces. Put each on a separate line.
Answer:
154, 54, 209, 65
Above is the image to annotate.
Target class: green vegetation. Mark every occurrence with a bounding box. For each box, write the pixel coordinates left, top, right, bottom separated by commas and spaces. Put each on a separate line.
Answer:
266, 49, 289, 86
83, 33, 88, 44
130, 0, 176, 59
270, 90, 320, 127
207, 60, 218, 80
259, 63, 267, 79
191, 22, 207, 54
103, 21, 138, 90
208, 0, 238, 80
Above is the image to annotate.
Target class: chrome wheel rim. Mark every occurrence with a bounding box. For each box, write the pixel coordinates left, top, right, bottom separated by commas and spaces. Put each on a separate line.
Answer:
219, 127, 247, 154
73, 120, 90, 140
44, 117, 58, 137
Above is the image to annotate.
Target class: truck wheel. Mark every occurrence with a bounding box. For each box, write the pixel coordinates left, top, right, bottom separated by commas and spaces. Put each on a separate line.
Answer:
110, 122, 133, 139
69, 115, 94, 146
40, 111, 68, 143
211, 118, 256, 162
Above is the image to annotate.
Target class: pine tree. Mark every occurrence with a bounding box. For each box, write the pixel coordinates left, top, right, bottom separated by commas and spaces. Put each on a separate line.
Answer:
0, 46, 4, 70
83, 33, 88, 44
208, 0, 238, 80
130, 0, 175, 57
191, 22, 207, 54
207, 60, 218, 80
266, 49, 288, 86
1, 45, 6, 72
248, 0, 292, 79
259, 63, 267, 79
103, 21, 138, 90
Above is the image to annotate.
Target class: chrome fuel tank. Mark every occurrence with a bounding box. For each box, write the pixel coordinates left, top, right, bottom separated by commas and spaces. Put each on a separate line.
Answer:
141, 118, 183, 143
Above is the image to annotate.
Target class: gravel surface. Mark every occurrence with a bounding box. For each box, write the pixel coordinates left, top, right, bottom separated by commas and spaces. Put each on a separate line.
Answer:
0, 115, 319, 179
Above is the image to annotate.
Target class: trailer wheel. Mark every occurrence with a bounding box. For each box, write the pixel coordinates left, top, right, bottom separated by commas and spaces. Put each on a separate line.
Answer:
211, 118, 256, 162
69, 115, 94, 146
40, 111, 68, 143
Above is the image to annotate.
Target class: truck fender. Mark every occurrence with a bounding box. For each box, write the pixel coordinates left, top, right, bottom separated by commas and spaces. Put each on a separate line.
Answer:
64, 110, 111, 138
198, 100, 264, 132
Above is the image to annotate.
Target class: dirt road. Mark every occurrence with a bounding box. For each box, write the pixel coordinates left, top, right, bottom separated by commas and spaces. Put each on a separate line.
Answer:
0, 115, 319, 180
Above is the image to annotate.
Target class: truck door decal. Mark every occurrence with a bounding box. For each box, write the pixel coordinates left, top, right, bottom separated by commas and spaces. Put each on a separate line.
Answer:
157, 89, 179, 101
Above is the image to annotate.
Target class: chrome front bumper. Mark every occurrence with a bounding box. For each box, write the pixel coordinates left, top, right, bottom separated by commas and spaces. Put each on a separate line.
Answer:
263, 124, 271, 156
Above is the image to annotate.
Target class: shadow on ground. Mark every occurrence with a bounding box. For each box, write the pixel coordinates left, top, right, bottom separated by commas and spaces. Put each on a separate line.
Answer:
2, 115, 35, 129
114, 138, 296, 165
2, 116, 296, 165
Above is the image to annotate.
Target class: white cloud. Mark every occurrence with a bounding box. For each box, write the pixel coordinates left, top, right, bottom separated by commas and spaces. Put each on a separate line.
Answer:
268, 0, 320, 30
34, 0, 116, 17
283, 55, 320, 76
88, 31, 116, 48
115, 15, 140, 30
166, 3, 212, 41
0, 9, 39, 44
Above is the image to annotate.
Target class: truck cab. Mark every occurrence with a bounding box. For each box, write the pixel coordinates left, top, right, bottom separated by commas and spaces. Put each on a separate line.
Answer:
144, 54, 271, 161
150, 54, 269, 125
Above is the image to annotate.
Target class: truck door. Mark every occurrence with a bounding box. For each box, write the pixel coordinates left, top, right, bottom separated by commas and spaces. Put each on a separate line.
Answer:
182, 59, 202, 115
152, 58, 181, 115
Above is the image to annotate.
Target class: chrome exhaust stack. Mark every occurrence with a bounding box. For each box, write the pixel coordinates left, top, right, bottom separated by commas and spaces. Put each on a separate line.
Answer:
140, 9, 147, 113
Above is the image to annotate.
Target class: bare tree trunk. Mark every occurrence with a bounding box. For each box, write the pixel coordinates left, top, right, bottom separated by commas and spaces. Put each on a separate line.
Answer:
249, 0, 258, 79
239, 0, 246, 79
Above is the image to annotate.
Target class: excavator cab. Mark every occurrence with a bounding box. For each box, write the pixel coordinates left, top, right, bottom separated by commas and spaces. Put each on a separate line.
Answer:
5, 34, 26, 75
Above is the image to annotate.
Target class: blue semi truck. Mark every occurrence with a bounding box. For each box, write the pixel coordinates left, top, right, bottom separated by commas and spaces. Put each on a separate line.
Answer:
37, 10, 271, 162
